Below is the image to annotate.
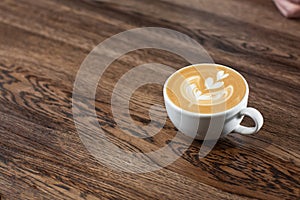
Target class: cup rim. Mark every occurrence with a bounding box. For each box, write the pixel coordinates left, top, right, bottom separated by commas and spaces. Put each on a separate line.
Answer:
163, 63, 249, 117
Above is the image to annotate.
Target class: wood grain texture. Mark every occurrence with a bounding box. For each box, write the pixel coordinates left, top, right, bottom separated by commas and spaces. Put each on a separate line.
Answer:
0, 0, 299, 199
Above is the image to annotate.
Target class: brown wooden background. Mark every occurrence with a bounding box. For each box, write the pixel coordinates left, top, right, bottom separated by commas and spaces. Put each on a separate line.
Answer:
0, 0, 299, 199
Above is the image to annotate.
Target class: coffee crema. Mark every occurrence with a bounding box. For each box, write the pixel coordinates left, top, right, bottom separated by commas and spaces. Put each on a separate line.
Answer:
165, 64, 247, 114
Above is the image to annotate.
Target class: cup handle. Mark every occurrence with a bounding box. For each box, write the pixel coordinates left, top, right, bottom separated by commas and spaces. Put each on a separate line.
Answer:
234, 107, 264, 135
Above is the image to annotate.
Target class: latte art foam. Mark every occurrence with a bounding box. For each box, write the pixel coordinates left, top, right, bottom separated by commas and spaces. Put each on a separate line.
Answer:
181, 73, 233, 106
166, 65, 247, 114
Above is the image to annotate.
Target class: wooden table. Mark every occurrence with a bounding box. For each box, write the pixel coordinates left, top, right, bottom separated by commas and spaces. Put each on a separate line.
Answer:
0, 0, 299, 199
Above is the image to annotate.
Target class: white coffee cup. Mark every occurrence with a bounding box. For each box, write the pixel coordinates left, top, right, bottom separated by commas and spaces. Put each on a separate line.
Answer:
163, 63, 263, 140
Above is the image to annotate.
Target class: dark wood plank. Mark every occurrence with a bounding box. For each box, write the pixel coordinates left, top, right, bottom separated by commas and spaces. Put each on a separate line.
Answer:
0, 0, 299, 199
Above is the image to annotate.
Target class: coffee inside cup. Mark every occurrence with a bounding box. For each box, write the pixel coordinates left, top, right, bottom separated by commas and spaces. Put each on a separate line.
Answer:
165, 64, 247, 114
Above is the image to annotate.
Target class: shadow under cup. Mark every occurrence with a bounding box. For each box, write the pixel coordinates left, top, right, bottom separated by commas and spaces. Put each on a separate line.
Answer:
163, 63, 263, 140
